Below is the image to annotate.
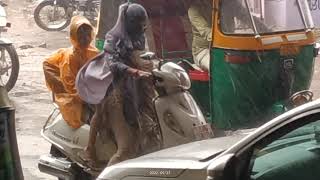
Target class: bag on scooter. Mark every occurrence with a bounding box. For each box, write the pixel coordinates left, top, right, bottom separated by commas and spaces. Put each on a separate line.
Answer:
76, 52, 113, 104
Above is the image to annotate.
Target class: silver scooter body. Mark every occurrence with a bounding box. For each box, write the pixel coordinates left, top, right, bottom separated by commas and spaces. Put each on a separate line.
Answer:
38, 60, 212, 179
38, 105, 116, 179
153, 62, 208, 148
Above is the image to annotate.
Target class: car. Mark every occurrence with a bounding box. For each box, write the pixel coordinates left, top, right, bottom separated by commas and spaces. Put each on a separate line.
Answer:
0, 84, 23, 180
97, 98, 320, 180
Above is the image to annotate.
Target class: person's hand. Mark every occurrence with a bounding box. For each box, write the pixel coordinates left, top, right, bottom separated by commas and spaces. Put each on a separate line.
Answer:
127, 67, 152, 78
137, 70, 152, 78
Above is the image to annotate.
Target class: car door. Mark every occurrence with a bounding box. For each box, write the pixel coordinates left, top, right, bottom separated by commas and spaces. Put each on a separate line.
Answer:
240, 111, 320, 180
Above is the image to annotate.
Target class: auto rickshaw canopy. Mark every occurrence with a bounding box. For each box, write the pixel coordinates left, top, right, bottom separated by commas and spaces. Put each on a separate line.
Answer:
96, 0, 316, 56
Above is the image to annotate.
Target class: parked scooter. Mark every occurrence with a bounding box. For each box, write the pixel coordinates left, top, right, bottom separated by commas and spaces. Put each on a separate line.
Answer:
0, 1, 19, 91
34, 0, 100, 31
38, 53, 213, 180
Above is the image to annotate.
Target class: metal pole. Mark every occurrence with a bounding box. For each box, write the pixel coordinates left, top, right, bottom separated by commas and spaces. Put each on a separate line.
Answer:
296, 0, 308, 29
244, 0, 259, 36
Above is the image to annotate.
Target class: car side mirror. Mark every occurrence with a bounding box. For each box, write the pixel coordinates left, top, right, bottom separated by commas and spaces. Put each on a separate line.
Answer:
140, 51, 155, 60
207, 154, 236, 180
315, 43, 320, 57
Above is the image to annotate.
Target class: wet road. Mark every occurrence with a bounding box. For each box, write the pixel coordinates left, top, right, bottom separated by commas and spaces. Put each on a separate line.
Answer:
3, 0, 320, 179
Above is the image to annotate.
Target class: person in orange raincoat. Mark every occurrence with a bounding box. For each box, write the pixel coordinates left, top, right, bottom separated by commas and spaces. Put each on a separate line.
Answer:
43, 16, 99, 129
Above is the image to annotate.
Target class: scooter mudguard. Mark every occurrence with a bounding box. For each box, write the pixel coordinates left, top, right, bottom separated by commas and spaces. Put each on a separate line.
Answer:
37, 0, 69, 7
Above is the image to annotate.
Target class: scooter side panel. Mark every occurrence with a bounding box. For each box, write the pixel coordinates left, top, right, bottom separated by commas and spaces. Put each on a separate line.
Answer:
42, 112, 116, 163
154, 92, 207, 148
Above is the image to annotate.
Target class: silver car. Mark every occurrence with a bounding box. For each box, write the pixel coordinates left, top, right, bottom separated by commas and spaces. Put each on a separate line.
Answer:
97, 99, 320, 180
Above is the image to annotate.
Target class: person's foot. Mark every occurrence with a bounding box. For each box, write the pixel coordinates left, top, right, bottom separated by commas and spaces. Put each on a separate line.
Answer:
78, 147, 96, 163
78, 148, 102, 171
86, 160, 105, 171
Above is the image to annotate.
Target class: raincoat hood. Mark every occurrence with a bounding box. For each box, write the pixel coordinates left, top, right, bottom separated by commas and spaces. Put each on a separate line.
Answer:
70, 16, 95, 48
104, 3, 148, 52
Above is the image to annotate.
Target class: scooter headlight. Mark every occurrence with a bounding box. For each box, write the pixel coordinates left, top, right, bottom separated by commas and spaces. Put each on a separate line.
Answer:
159, 62, 191, 90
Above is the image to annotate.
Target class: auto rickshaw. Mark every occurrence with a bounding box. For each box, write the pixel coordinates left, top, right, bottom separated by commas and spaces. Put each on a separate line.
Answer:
95, 0, 319, 130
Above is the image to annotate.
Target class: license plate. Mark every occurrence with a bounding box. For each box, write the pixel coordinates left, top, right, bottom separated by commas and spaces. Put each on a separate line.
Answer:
283, 59, 294, 69
193, 123, 214, 140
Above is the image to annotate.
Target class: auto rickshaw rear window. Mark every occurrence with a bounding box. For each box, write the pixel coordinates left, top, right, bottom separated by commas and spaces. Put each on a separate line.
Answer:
220, 0, 314, 35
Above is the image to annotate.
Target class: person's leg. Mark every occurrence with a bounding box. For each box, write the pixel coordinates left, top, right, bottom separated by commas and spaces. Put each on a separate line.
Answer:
83, 105, 101, 163
129, 51, 161, 153
107, 89, 137, 166
195, 49, 210, 71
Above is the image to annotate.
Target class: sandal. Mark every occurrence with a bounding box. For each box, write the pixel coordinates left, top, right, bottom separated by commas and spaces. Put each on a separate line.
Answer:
78, 150, 92, 163
86, 161, 104, 171
78, 151, 103, 171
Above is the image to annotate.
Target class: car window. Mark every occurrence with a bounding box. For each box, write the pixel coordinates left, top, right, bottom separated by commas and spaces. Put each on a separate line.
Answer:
249, 118, 320, 180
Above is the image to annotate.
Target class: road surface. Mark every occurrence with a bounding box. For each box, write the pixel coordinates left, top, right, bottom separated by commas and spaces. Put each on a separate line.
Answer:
2, 0, 320, 179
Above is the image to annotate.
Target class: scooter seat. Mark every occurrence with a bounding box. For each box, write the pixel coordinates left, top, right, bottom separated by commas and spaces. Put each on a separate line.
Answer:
189, 70, 209, 81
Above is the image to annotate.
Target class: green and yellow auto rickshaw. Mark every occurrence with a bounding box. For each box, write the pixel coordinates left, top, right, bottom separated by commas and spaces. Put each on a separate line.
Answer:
95, 0, 319, 130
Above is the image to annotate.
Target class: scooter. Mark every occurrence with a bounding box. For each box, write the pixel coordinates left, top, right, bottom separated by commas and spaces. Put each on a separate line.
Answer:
0, 1, 19, 91
38, 52, 213, 180
34, 0, 100, 31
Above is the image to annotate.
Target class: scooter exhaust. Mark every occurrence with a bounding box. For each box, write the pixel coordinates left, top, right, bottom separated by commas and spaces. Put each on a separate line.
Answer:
38, 155, 74, 180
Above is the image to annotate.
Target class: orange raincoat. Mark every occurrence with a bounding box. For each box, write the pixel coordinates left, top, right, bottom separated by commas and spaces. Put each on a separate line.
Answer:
43, 16, 99, 128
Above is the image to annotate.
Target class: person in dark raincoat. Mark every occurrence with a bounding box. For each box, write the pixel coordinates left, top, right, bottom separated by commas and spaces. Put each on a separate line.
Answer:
78, 3, 153, 168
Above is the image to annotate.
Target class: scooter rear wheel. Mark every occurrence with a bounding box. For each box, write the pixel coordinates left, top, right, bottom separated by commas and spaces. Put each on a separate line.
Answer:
34, 0, 71, 31
50, 145, 94, 180
50, 145, 65, 158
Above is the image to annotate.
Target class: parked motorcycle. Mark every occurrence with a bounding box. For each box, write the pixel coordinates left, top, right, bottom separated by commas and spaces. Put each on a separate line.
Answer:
34, 0, 100, 31
0, 1, 19, 91
38, 53, 213, 180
